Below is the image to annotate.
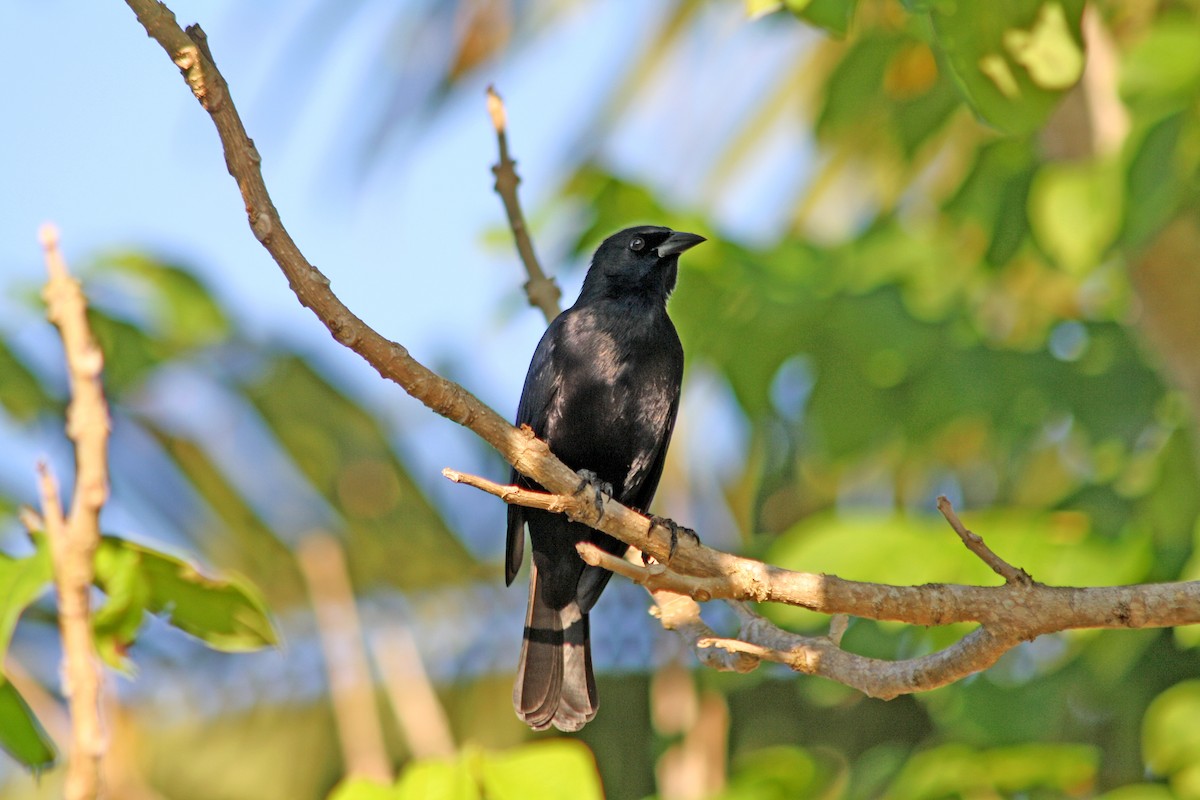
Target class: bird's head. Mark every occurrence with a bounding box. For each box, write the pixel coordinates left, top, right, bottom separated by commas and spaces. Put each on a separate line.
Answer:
579, 226, 706, 303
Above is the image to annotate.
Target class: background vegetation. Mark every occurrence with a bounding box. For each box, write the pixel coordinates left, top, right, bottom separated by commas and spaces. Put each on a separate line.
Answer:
3, 0, 1200, 797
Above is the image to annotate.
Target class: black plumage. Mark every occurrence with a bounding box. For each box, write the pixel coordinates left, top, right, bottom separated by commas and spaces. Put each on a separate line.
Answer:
506, 225, 705, 731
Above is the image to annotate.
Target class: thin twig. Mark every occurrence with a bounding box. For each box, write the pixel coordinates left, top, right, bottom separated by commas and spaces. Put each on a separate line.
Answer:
577, 542, 724, 604
937, 496, 1033, 586
487, 85, 561, 323
39, 225, 108, 800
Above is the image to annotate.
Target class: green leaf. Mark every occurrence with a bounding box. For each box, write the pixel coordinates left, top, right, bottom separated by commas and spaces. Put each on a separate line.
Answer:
1121, 113, 1188, 250
1028, 158, 1124, 273
0, 340, 55, 422
85, 309, 171, 396
945, 138, 1037, 266
718, 746, 826, 799
81, 253, 231, 397
817, 29, 958, 158
477, 740, 604, 800
92, 251, 231, 350
93, 535, 278, 653
0, 541, 53, 659
91, 538, 153, 673
886, 742, 1096, 796
327, 777, 401, 800
1143, 680, 1200, 778
396, 759, 480, 800
0, 677, 57, 772
926, 0, 1084, 134
787, 0, 858, 37
1120, 17, 1200, 113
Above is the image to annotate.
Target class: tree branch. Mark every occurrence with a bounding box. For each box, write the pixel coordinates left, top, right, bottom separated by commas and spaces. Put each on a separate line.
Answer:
444, 469, 1200, 694
936, 495, 1032, 586
487, 85, 561, 324
124, 0, 1200, 701
39, 224, 108, 800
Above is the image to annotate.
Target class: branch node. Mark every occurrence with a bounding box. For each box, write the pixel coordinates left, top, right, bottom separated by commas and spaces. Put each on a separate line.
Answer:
937, 496, 1034, 587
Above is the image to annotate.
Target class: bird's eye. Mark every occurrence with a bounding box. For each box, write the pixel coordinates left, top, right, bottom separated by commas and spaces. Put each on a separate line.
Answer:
629, 236, 645, 252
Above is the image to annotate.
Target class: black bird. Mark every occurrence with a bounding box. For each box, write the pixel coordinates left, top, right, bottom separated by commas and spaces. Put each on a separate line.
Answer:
507, 225, 705, 731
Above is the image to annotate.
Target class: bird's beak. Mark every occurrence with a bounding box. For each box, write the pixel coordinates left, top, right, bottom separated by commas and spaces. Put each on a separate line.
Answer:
655, 231, 706, 258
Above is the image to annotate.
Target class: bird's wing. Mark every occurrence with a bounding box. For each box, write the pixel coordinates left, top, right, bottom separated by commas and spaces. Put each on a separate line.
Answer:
624, 375, 683, 514
506, 322, 564, 585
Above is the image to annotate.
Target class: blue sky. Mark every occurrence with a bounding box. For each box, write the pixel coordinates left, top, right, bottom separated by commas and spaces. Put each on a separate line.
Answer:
0, 0, 812, 557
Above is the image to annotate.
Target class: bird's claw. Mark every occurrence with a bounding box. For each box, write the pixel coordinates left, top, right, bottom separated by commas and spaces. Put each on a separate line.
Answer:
647, 515, 699, 564
574, 469, 613, 521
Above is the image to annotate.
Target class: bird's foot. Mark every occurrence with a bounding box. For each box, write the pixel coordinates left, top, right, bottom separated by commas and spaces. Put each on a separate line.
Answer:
646, 515, 700, 564
574, 469, 613, 521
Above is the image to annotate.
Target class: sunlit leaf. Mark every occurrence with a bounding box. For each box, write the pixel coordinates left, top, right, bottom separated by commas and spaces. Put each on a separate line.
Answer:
0, 677, 56, 772
1028, 158, 1124, 273
788, 0, 858, 37
477, 740, 604, 800
0, 542, 53, 659
1120, 17, 1200, 113
93, 535, 278, 653
747, 0, 784, 20
1143, 680, 1200, 777
327, 777, 401, 800
1002, 2, 1083, 90
396, 758, 479, 800
925, 0, 1084, 134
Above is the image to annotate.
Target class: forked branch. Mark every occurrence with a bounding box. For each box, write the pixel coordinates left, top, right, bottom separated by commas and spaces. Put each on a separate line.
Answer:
123, 0, 1200, 701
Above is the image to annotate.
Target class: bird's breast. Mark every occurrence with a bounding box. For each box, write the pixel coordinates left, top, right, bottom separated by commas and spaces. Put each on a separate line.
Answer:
543, 312, 682, 497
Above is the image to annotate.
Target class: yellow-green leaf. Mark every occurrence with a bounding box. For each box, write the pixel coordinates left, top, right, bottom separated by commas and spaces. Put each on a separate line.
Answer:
94, 535, 278, 653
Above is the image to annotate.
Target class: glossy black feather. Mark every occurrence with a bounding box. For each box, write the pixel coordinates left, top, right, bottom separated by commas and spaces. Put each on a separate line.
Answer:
507, 225, 703, 731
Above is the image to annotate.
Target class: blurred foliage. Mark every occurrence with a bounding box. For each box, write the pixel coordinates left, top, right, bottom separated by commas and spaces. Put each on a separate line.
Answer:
556, 0, 1200, 796
5, 0, 1200, 798
0, 543, 55, 772
0, 525, 279, 769
327, 740, 603, 800
0, 251, 479, 782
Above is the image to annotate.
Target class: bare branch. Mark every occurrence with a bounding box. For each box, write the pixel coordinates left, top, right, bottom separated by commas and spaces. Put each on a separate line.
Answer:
487, 85, 561, 323
123, 0, 1200, 702
699, 611, 1021, 700
937, 496, 1033, 586
651, 590, 759, 674
444, 469, 1200, 694
39, 225, 108, 800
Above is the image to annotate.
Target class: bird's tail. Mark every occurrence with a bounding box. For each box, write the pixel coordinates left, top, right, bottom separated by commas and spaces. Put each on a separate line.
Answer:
513, 562, 597, 731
